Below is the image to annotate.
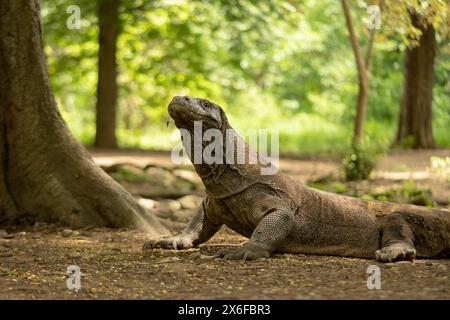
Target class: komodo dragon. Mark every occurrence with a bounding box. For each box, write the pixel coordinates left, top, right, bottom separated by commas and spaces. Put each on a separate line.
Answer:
143, 95, 450, 262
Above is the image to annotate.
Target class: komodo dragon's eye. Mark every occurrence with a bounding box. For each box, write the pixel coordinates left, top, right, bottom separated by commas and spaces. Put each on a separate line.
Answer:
201, 101, 210, 109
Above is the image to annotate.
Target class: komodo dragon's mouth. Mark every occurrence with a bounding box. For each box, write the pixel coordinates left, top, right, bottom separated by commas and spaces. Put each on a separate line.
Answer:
169, 102, 207, 120
168, 95, 222, 128
168, 105, 208, 129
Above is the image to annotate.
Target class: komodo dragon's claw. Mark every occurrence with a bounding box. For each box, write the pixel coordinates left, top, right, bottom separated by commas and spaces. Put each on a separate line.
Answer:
143, 236, 193, 250
215, 242, 270, 260
375, 243, 416, 262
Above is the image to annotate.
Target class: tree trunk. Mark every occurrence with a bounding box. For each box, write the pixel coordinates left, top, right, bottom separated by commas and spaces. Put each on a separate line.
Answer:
94, 0, 119, 149
395, 13, 436, 149
0, 0, 167, 236
341, 0, 375, 145
353, 78, 369, 144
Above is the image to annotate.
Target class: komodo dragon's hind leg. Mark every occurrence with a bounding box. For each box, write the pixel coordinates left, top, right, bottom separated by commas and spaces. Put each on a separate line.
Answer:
376, 211, 417, 262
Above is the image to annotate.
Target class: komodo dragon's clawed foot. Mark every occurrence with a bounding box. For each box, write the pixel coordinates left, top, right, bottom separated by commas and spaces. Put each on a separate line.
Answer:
143, 236, 193, 250
375, 243, 416, 262
215, 242, 270, 260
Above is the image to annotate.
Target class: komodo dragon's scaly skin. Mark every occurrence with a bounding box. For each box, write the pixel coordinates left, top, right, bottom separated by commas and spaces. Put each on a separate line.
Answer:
143, 96, 450, 262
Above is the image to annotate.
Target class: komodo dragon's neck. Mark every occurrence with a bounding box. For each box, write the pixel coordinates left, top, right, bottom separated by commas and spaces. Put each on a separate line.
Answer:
189, 125, 276, 199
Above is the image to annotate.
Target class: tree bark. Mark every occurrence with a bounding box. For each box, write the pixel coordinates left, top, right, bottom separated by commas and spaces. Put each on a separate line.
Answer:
94, 0, 119, 149
395, 12, 436, 149
342, 0, 374, 145
0, 0, 167, 236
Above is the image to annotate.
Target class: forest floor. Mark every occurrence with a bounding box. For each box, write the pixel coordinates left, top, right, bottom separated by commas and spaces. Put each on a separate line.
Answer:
0, 149, 449, 299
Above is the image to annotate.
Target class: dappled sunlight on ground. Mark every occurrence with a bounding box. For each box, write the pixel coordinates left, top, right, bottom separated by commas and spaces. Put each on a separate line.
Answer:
0, 149, 448, 299
0, 227, 448, 299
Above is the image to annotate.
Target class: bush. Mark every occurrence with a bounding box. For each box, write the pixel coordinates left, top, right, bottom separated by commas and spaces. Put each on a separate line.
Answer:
342, 143, 379, 181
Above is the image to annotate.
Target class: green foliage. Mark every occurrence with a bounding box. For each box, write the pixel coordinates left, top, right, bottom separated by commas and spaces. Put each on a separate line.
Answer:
382, 0, 449, 48
369, 181, 435, 207
40, 0, 450, 156
308, 177, 436, 207
307, 175, 435, 207
308, 181, 350, 194
342, 141, 382, 181
110, 167, 151, 183
331, 182, 350, 194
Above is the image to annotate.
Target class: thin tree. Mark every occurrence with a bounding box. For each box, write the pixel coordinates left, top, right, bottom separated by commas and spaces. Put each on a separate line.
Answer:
341, 0, 380, 144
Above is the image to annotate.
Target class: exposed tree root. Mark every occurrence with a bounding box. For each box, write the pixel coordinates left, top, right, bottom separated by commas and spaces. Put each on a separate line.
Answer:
0, 124, 19, 222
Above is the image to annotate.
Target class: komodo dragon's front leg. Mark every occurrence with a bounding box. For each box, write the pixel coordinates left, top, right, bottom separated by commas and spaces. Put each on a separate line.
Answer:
216, 209, 295, 260
143, 198, 222, 250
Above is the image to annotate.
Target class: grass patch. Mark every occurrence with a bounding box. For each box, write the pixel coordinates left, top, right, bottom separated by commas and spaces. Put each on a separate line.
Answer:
365, 181, 435, 207
307, 178, 436, 207
109, 167, 152, 183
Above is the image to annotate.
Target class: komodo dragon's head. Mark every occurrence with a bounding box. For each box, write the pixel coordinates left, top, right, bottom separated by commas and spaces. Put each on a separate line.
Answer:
168, 95, 229, 132
167, 95, 279, 194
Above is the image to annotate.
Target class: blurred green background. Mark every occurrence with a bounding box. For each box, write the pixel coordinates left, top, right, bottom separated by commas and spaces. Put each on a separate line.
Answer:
41, 0, 450, 157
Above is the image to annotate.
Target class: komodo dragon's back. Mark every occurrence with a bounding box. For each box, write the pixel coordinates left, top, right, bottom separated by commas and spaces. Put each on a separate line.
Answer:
273, 172, 450, 259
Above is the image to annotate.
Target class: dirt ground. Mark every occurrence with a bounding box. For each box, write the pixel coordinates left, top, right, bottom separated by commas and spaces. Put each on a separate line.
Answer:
0, 150, 449, 299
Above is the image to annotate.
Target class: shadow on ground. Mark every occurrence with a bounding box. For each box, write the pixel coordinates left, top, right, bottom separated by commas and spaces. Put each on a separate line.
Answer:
0, 150, 449, 299
0, 226, 448, 299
